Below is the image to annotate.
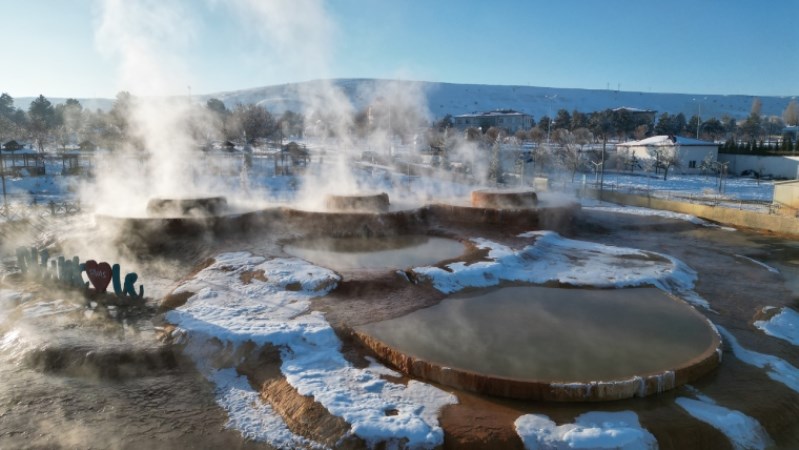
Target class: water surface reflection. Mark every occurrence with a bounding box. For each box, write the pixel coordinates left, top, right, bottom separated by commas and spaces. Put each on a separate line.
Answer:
284, 235, 465, 270
359, 286, 716, 382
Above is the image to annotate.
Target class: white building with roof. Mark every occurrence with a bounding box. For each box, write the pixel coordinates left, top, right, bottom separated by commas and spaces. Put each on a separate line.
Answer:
615, 135, 718, 174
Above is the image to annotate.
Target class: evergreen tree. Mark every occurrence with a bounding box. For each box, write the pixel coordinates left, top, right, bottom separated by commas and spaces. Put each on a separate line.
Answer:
538, 115, 551, 139
611, 108, 634, 140
654, 113, 672, 135
687, 115, 701, 138
28, 95, 56, 152
780, 136, 791, 152
570, 110, 588, 130
673, 113, 687, 135
741, 113, 762, 141
553, 109, 571, 131
0, 93, 14, 118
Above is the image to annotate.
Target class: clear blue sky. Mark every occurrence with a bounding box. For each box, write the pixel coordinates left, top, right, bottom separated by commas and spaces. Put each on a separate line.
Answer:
2, 0, 797, 99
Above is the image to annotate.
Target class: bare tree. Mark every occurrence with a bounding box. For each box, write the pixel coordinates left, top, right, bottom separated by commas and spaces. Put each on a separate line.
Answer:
230, 104, 277, 144
555, 130, 585, 181
751, 97, 763, 116
651, 146, 681, 180
783, 99, 799, 126
464, 126, 482, 141
633, 124, 649, 140
573, 127, 593, 151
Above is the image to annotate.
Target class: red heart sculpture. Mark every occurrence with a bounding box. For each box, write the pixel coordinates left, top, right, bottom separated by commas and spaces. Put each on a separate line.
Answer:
85, 260, 113, 293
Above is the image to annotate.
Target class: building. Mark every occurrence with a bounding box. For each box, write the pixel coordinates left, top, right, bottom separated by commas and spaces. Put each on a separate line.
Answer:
612, 107, 657, 125
453, 109, 533, 134
615, 135, 718, 174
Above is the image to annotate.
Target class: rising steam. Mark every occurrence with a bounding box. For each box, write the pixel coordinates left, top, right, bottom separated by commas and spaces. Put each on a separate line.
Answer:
84, 0, 511, 218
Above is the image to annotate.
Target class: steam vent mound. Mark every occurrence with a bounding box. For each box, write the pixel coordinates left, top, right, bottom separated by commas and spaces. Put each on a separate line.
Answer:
324, 192, 390, 213
146, 196, 228, 217
471, 189, 538, 209
356, 287, 722, 402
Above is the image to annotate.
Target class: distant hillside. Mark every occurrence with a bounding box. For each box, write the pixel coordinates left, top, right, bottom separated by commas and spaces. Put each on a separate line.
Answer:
19, 79, 794, 121
202, 79, 792, 121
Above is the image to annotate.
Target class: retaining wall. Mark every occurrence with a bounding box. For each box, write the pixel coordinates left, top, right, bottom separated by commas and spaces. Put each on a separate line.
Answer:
585, 189, 799, 237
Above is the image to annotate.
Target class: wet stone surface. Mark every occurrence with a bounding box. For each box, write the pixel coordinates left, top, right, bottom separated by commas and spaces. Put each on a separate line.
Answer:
2, 205, 799, 448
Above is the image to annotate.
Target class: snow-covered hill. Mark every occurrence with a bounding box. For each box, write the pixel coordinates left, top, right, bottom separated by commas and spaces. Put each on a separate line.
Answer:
199, 79, 793, 121
19, 79, 794, 121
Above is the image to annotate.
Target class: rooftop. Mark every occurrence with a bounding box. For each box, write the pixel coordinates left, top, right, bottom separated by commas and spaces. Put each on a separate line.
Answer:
617, 135, 716, 147
455, 109, 530, 118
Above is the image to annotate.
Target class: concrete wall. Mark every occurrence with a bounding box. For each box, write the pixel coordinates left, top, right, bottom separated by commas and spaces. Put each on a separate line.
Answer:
774, 181, 799, 209
718, 154, 799, 179
585, 189, 799, 236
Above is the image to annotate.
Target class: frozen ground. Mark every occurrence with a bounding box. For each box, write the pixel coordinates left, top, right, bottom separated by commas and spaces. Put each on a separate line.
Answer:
717, 325, 799, 394
1, 152, 777, 210
412, 230, 710, 310
514, 410, 658, 450
571, 171, 774, 202
4, 151, 799, 448
754, 307, 799, 346
167, 252, 456, 448
675, 394, 773, 450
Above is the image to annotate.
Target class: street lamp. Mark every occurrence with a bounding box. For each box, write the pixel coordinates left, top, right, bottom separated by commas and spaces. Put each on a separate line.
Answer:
693, 97, 706, 140
545, 95, 556, 144
0, 146, 6, 215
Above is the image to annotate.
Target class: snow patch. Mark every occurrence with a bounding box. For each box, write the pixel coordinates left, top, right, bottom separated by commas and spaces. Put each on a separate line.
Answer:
514, 411, 657, 450
412, 230, 711, 309
734, 255, 780, 274
583, 204, 715, 227
167, 252, 456, 448
675, 396, 772, 450
717, 325, 799, 393
212, 368, 322, 448
754, 307, 799, 346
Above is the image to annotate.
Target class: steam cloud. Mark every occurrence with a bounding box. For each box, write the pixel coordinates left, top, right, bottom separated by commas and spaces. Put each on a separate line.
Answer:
84, 0, 522, 218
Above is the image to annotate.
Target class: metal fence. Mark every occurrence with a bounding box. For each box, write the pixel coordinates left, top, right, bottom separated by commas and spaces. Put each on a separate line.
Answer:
551, 179, 780, 215
0, 200, 83, 222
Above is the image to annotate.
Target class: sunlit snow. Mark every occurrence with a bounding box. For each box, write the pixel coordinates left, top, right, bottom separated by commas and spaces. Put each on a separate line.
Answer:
754, 307, 799, 346
675, 395, 772, 450
514, 411, 657, 450
412, 230, 711, 309
717, 325, 799, 393
166, 252, 456, 448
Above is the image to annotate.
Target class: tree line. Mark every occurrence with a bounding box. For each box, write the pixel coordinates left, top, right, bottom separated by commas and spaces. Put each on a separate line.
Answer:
0, 92, 307, 153
1, 90, 796, 155
435, 97, 798, 151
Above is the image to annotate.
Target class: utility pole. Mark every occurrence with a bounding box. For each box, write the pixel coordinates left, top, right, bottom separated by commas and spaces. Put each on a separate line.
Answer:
693, 97, 705, 140
697, 101, 701, 139
0, 147, 6, 215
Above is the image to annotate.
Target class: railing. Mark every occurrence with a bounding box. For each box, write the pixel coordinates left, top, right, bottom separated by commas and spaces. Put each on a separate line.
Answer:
557, 179, 780, 215
0, 200, 83, 222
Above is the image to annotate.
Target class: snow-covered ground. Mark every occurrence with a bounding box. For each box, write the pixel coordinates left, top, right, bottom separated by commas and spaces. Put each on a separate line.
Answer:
675, 393, 773, 450
166, 252, 456, 449
717, 325, 799, 394
514, 411, 657, 450
570, 171, 774, 202
2, 152, 777, 209
754, 307, 799, 346
4, 147, 798, 448
412, 230, 711, 310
